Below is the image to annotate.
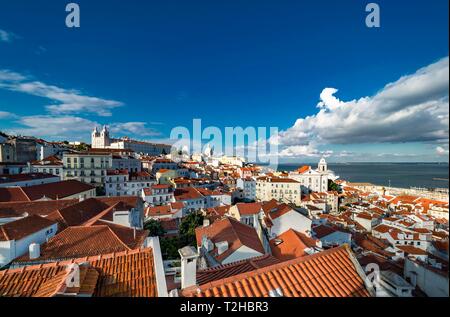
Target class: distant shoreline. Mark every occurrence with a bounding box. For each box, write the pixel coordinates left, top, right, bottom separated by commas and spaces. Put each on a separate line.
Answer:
260, 162, 450, 166
264, 162, 450, 190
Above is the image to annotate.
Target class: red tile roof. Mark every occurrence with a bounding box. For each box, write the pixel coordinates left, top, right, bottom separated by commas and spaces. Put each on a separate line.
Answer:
0, 248, 158, 297
236, 202, 262, 215
270, 229, 319, 261
0, 199, 78, 218
195, 217, 265, 263
31, 155, 63, 166
145, 202, 184, 217
262, 200, 294, 220
46, 198, 110, 229
0, 264, 98, 297
432, 240, 449, 253
152, 184, 171, 189
44, 196, 139, 229
390, 195, 420, 205
353, 233, 394, 258
182, 245, 371, 297
0, 215, 56, 241
313, 225, 337, 239
14, 222, 148, 263
396, 245, 428, 255
174, 187, 203, 200
373, 224, 400, 234
23, 180, 95, 201
0, 173, 57, 185
196, 254, 281, 285
296, 166, 311, 174
146, 205, 173, 217
269, 177, 300, 183
0, 180, 95, 202
356, 212, 373, 220
0, 187, 29, 202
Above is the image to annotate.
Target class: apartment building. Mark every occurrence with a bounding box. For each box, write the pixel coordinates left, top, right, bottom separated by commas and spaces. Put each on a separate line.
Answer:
105, 170, 156, 197
63, 152, 112, 186
256, 176, 302, 205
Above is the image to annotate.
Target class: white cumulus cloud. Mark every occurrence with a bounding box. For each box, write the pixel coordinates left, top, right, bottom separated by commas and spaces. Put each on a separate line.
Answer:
0, 70, 123, 117
274, 57, 449, 158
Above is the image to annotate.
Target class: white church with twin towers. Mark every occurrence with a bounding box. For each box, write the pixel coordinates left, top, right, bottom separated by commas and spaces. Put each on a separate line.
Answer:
91, 126, 172, 156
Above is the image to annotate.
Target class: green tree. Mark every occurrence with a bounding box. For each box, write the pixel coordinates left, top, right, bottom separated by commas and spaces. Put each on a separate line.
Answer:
179, 212, 204, 246
144, 219, 166, 237
160, 237, 181, 259
328, 180, 341, 193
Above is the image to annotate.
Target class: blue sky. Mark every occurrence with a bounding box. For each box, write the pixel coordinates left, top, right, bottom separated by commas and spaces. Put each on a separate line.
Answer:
0, 0, 448, 162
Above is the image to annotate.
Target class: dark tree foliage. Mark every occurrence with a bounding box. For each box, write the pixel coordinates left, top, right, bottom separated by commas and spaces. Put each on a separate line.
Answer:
179, 212, 204, 245
144, 219, 166, 237
160, 237, 181, 259
328, 180, 341, 193
158, 212, 204, 260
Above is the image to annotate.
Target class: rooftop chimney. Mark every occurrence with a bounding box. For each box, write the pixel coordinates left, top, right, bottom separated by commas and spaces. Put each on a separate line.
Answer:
215, 241, 229, 255
203, 218, 210, 227
202, 235, 214, 252
178, 246, 199, 289
29, 243, 40, 260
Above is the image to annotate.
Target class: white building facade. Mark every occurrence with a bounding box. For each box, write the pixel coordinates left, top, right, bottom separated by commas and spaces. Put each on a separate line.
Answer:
92, 126, 172, 156
289, 158, 337, 194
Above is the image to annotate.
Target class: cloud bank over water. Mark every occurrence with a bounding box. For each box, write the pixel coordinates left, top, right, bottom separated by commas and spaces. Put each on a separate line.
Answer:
272, 57, 449, 160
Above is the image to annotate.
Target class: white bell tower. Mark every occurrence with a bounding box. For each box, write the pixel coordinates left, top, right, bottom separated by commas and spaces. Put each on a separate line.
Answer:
318, 157, 328, 173
91, 126, 100, 148
92, 125, 110, 148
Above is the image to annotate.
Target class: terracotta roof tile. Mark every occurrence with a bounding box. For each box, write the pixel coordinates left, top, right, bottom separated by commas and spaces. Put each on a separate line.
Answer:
174, 187, 204, 200
313, 225, 337, 239
196, 254, 281, 285
0, 173, 57, 185
296, 166, 311, 174
14, 222, 148, 263
31, 155, 63, 166
0, 215, 56, 241
270, 229, 319, 261
0, 199, 78, 218
236, 202, 262, 215
46, 198, 109, 229
145, 202, 184, 217
195, 217, 265, 263
42, 196, 139, 230
21, 180, 94, 201
396, 245, 428, 255
0, 264, 98, 297
183, 245, 371, 297
262, 200, 294, 220
0, 187, 29, 202
0, 248, 157, 297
